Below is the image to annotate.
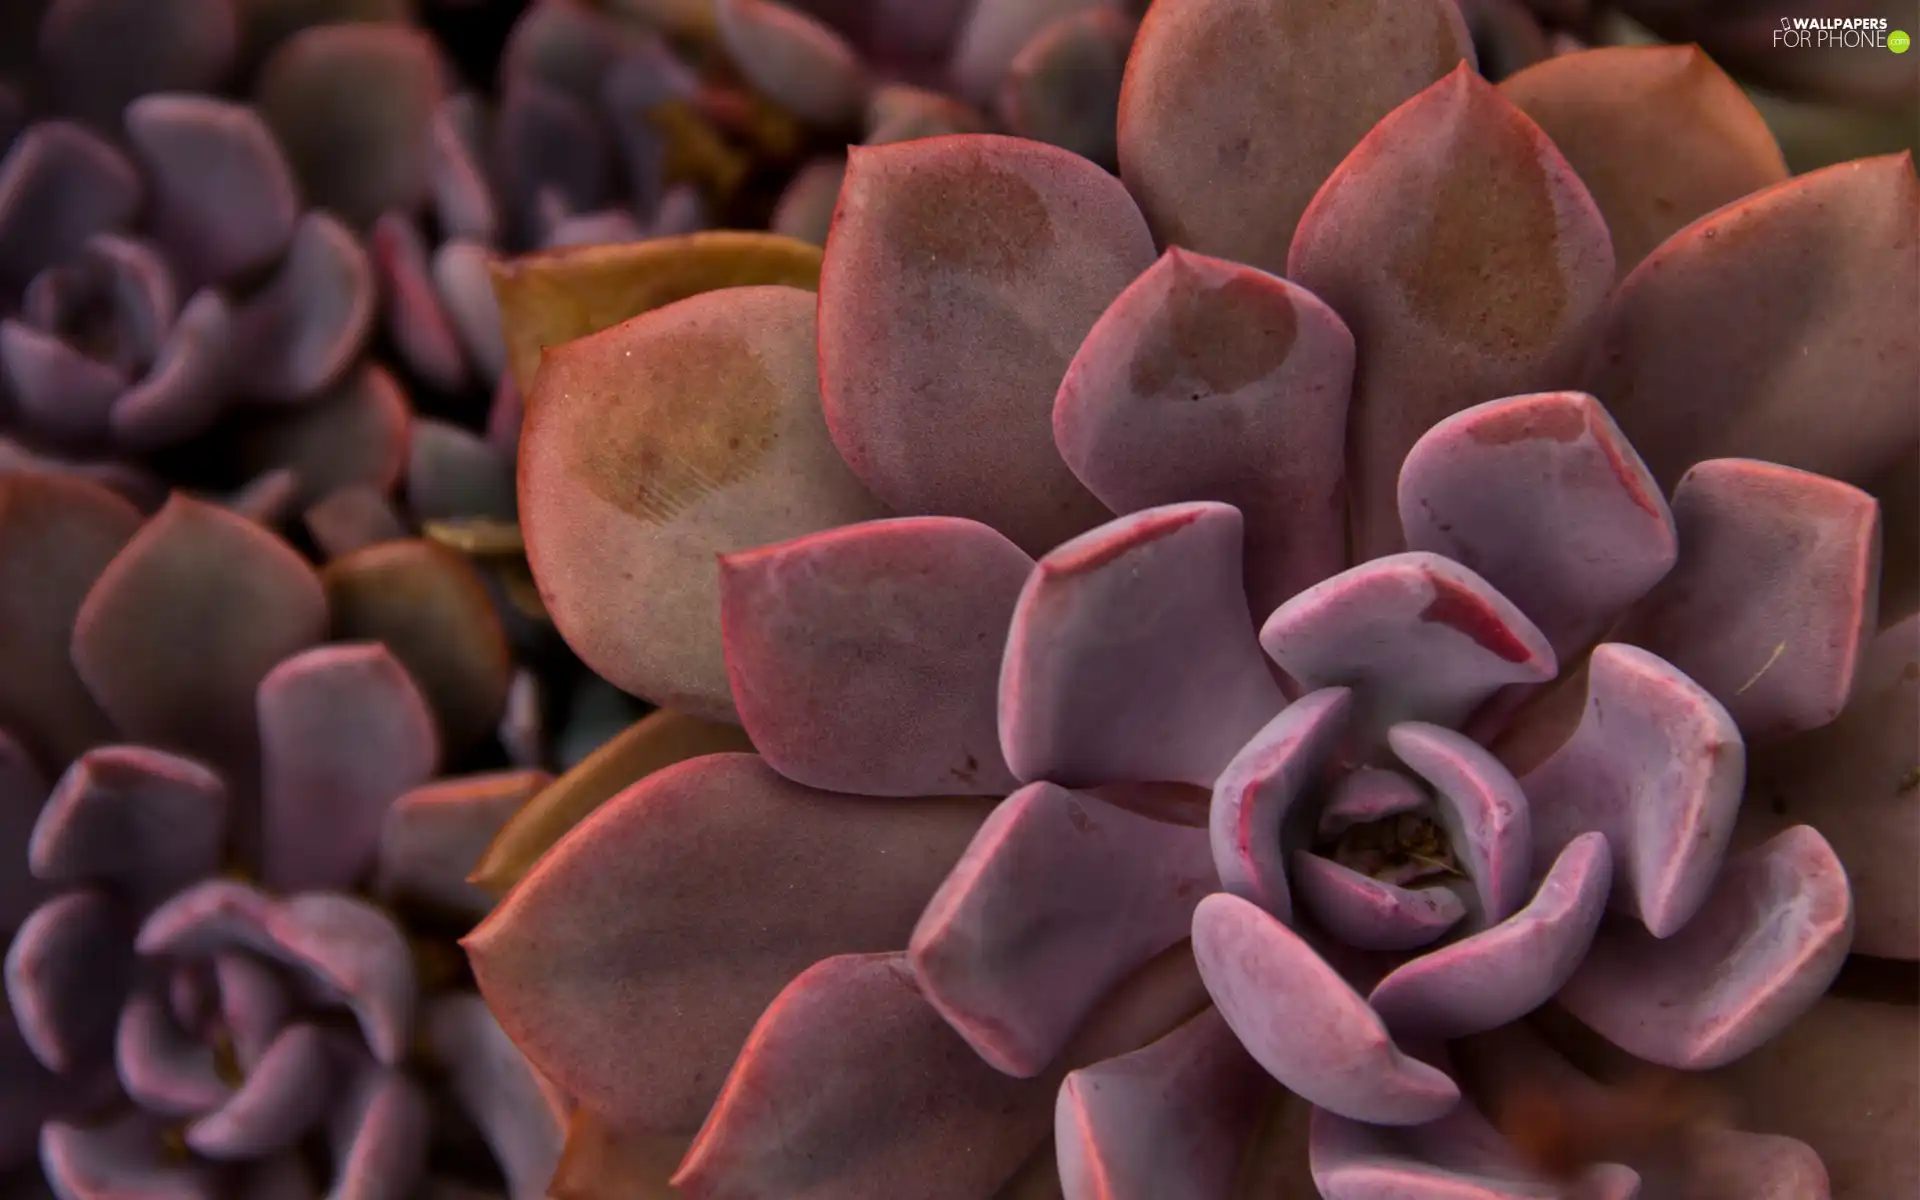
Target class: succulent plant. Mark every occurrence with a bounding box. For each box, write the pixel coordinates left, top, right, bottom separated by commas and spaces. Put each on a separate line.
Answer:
0, 474, 566, 1197
468, 0, 1918, 1194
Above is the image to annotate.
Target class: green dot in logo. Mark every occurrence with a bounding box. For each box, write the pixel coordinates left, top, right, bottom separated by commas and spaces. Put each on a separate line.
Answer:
1892, 29, 1912, 52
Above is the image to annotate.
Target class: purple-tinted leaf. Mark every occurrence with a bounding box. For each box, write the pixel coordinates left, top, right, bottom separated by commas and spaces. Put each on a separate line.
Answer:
0, 121, 141, 293
1367, 832, 1610, 1041
136, 879, 277, 960
37, 0, 237, 131
325, 1055, 430, 1200
221, 467, 300, 528
0, 320, 125, 447
1507, 643, 1742, 938
950, 0, 1110, 106
1289, 67, 1614, 559
214, 952, 291, 1073
405, 418, 514, 522
372, 212, 468, 394
716, 0, 868, 127
30, 746, 226, 908
428, 97, 499, 246
721, 517, 1029, 797
108, 288, 235, 453
910, 783, 1214, 1078
124, 93, 299, 288
270, 894, 418, 1067
540, 207, 645, 251
432, 240, 508, 385
464, 753, 992, 1135
422, 994, 566, 1200
1499, 46, 1788, 279
5, 890, 133, 1074
1001, 503, 1285, 788
1398, 392, 1677, 661
519, 285, 887, 723
485, 372, 522, 460
375, 770, 550, 921
1559, 825, 1850, 1070
1260, 554, 1556, 744
185, 1023, 331, 1159
40, 1110, 224, 1200
22, 233, 176, 378
672, 952, 1051, 1199
862, 83, 989, 145
1209, 689, 1354, 921
115, 987, 233, 1119
302, 486, 406, 561
231, 364, 411, 511
0, 735, 48, 936
1190, 893, 1458, 1125
1054, 249, 1354, 618
1619, 459, 1880, 744
817, 134, 1152, 555
996, 7, 1134, 169
1291, 853, 1466, 953
1588, 156, 1919, 503
1308, 1101, 1580, 1200
1117, 0, 1471, 277
1055, 1006, 1271, 1200
258, 642, 441, 892
228, 211, 375, 404
491, 77, 614, 249
1387, 723, 1531, 929
769, 158, 843, 247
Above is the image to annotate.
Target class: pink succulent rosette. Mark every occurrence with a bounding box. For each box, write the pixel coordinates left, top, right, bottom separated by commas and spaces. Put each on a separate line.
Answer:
468, 0, 1917, 1195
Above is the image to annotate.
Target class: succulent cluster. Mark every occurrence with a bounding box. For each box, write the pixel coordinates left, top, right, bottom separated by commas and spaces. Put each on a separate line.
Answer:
469, 0, 1917, 1195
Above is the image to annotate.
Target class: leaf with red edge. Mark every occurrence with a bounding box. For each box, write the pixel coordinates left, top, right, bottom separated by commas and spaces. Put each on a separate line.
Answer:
1618, 459, 1879, 745
1734, 611, 1919, 960
463, 753, 992, 1136
1500, 46, 1788, 279
0, 121, 142, 292
1289, 66, 1614, 560
519, 285, 887, 723
1398, 391, 1677, 662
1055, 1006, 1272, 1200
999, 503, 1285, 789
910, 782, 1215, 1078
41, 1110, 225, 1200
1054, 248, 1355, 618
720, 517, 1031, 798
1587, 155, 1919, 502
1308, 1094, 1592, 1200
1558, 825, 1852, 1071
996, 6, 1136, 170
1116, 0, 1472, 277
673, 953, 1053, 1199
375, 770, 551, 922
817, 134, 1152, 555
5, 890, 134, 1075
230, 364, 413, 513
422, 993, 567, 1200
30, 745, 227, 911
228, 211, 377, 405
185, 1022, 332, 1159
1190, 893, 1459, 1126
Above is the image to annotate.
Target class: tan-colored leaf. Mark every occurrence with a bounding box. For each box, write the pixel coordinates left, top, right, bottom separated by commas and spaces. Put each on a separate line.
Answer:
492, 231, 825, 394
548, 1106, 690, 1200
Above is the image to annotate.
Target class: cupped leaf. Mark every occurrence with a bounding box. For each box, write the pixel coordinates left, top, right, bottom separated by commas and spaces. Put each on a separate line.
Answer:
375, 770, 549, 922
1290, 854, 1466, 954
115, 987, 234, 1118
185, 1022, 333, 1159
230, 363, 411, 511
30, 746, 227, 909
1288, 66, 1614, 560
38, 0, 238, 131
491, 232, 823, 396
463, 753, 992, 1135
817, 134, 1153, 555
1209, 690, 1356, 921
1054, 248, 1355, 618
950, 0, 1110, 106
519, 285, 886, 722
715, 0, 868, 127
108, 288, 237, 453
996, 7, 1136, 169
1308, 1094, 1602, 1200
1387, 723, 1533, 930
325, 1054, 430, 1198
422, 993, 567, 1200
41, 1110, 225, 1199
0, 121, 142, 296
372, 211, 468, 394
5, 890, 134, 1074
1500, 46, 1787, 279
1116, 0, 1472, 277
721, 517, 1031, 797
227, 210, 377, 404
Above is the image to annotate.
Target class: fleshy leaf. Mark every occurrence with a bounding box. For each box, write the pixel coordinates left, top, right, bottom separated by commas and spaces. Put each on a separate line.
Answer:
36, 0, 237, 131
227, 210, 376, 404
1588, 155, 1919, 502
1558, 825, 1851, 1070
1367, 831, 1610, 1041
376, 771, 550, 921
304, 485, 407, 561
1290, 854, 1466, 953
910, 783, 1215, 1078
1190, 893, 1459, 1125
0, 318, 125, 448
721, 517, 1030, 797
672, 953, 1052, 1199
1053, 248, 1355, 618
1055, 1006, 1271, 1200
491, 231, 822, 396
372, 211, 468, 394
817, 134, 1153, 555
1387, 723, 1531, 929
422, 994, 566, 1200
996, 7, 1135, 170
115, 987, 234, 1118
1506, 643, 1743, 938
325, 1055, 430, 1200
1288, 66, 1614, 559
1398, 391, 1677, 661
463, 753, 992, 1135
108, 287, 235, 453
30, 745, 228, 908
1307, 1100, 1587, 1200
435, 240, 508, 384
1618, 459, 1880, 744
1500, 46, 1788, 278
6, 890, 134, 1074
1001, 503, 1285, 789
1116, 0, 1472, 276
520, 285, 887, 722
185, 1023, 332, 1159
715, 0, 867, 127
230, 363, 412, 511
405, 417, 515, 522
258, 643, 441, 893
0, 121, 141, 305
41, 1111, 224, 1200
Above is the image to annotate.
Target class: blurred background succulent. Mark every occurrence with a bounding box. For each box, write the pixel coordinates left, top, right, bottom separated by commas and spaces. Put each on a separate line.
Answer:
467, 0, 1917, 1195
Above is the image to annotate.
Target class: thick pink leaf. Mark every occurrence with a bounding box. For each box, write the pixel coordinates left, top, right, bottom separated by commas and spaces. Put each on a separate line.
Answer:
1398, 392, 1677, 661
1289, 67, 1614, 560
30, 745, 227, 910
422, 994, 566, 1200
817, 134, 1152, 555
325, 1053, 430, 1200
1619, 459, 1879, 744
115, 987, 233, 1118
41, 1110, 225, 1200
231, 364, 412, 512
721, 517, 1030, 797
1208, 689, 1354, 921
1290, 854, 1466, 954
1190, 893, 1459, 1125
1054, 249, 1355, 618
463, 753, 992, 1135
1116, 0, 1472, 276
520, 285, 888, 723
227, 211, 376, 405
1559, 825, 1852, 1070
375, 770, 550, 922
109, 288, 235, 453
185, 1022, 332, 1159
1308, 1099, 1583, 1200
996, 7, 1136, 169
0, 121, 141, 292
999, 503, 1285, 788
1387, 723, 1532, 929
5, 890, 133, 1074
950, 0, 1111, 105
372, 211, 468, 394
910, 783, 1214, 1077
